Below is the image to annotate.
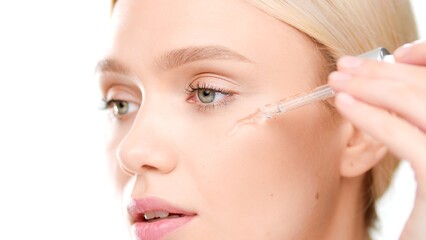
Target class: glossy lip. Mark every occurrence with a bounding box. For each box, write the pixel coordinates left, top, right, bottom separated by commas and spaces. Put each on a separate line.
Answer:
128, 197, 197, 240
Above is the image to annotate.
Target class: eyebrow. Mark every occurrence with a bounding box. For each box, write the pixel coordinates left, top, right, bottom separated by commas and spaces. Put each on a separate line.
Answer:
95, 45, 252, 74
95, 58, 130, 75
158, 45, 252, 70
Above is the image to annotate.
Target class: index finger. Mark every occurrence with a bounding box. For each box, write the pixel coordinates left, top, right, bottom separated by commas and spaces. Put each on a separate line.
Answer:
394, 39, 426, 65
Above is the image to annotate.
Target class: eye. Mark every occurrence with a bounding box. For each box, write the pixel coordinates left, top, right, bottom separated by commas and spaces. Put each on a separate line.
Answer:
101, 99, 139, 118
186, 82, 234, 111
197, 89, 225, 104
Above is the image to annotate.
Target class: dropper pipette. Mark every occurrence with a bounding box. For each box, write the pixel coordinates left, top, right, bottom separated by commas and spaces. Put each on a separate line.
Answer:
230, 48, 395, 133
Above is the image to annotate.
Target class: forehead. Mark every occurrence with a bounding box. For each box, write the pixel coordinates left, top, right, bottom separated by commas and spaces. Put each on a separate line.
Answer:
108, 0, 319, 85
110, 0, 310, 51
112, 0, 276, 37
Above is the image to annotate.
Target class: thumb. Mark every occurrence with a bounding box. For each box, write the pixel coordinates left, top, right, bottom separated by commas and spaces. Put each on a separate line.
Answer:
394, 39, 426, 66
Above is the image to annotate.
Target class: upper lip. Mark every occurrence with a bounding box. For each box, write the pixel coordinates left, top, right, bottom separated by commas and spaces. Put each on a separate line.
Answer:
127, 197, 196, 224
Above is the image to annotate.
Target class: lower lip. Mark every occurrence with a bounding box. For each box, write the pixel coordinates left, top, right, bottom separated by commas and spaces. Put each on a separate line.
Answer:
132, 216, 195, 240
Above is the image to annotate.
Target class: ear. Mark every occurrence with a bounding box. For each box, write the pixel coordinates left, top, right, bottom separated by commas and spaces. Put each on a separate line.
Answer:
340, 124, 388, 178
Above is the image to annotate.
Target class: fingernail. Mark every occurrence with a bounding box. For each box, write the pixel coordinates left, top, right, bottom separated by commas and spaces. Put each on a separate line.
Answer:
338, 56, 363, 69
329, 71, 353, 82
394, 43, 412, 58
413, 38, 426, 45
336, 93, 355, 107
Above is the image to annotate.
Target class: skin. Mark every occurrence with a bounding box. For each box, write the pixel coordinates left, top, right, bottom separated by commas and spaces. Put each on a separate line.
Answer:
329, 39, 426, 239
98, 0, 394, 239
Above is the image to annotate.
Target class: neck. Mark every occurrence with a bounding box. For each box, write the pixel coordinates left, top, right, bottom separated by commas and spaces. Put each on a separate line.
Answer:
323, 175, 368, 240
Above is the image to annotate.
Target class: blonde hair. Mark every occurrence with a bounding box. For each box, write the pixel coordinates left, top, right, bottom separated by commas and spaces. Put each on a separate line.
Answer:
110, 0, 418, 235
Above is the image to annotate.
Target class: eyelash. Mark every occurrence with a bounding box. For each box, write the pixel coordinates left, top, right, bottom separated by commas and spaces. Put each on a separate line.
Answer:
185, 82, 235, 112
100, 98, 119, 110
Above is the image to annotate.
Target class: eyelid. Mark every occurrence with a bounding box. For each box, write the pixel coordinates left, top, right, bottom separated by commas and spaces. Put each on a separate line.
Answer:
196, 73, 241, 87
104, 85, 141, 104
187, 74, 240, 94
98, 71, 142, 99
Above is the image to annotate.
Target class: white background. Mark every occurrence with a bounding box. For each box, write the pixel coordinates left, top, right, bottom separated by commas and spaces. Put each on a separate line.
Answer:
0, 1, 424, 239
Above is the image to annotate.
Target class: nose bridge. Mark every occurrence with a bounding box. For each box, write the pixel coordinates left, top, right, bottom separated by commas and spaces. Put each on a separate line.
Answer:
116, 101, 178, 175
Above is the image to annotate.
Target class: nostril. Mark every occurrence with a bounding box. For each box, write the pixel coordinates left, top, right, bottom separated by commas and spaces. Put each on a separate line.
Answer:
142, 165, 157, 171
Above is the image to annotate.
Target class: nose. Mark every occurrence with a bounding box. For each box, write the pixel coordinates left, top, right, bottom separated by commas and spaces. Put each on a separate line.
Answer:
116, 112, 178, 176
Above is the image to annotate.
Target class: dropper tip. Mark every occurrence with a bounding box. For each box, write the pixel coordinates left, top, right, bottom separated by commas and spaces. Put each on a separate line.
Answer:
227, 110, 268, 136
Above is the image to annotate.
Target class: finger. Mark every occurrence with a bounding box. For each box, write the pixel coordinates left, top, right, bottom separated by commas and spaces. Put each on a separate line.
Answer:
335, 56, 426, 85
334, 93, 426, 184
329, 72, 426, 131
394, 39, 426, 66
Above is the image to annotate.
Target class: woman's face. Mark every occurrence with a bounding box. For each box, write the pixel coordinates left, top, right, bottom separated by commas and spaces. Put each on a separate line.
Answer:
99, 0, 347, 239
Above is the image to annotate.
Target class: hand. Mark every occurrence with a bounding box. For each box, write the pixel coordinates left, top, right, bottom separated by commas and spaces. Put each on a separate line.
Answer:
328, 40, 426, 240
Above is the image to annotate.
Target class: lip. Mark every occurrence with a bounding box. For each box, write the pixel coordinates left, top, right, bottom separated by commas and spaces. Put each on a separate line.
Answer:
127, 197, 196, 240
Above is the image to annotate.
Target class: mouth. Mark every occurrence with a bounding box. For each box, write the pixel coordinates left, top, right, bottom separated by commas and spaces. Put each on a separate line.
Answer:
134, 210, 186, 223
128, 197, 196, 240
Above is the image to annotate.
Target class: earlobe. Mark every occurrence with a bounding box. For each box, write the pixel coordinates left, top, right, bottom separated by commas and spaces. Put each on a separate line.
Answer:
340, 125, 388, 178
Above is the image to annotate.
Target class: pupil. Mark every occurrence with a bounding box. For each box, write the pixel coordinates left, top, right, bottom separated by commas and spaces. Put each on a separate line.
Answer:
203, 90, 210, 96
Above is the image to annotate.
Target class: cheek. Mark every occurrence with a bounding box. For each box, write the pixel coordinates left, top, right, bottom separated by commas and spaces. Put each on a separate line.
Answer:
191, 107, 341, 236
